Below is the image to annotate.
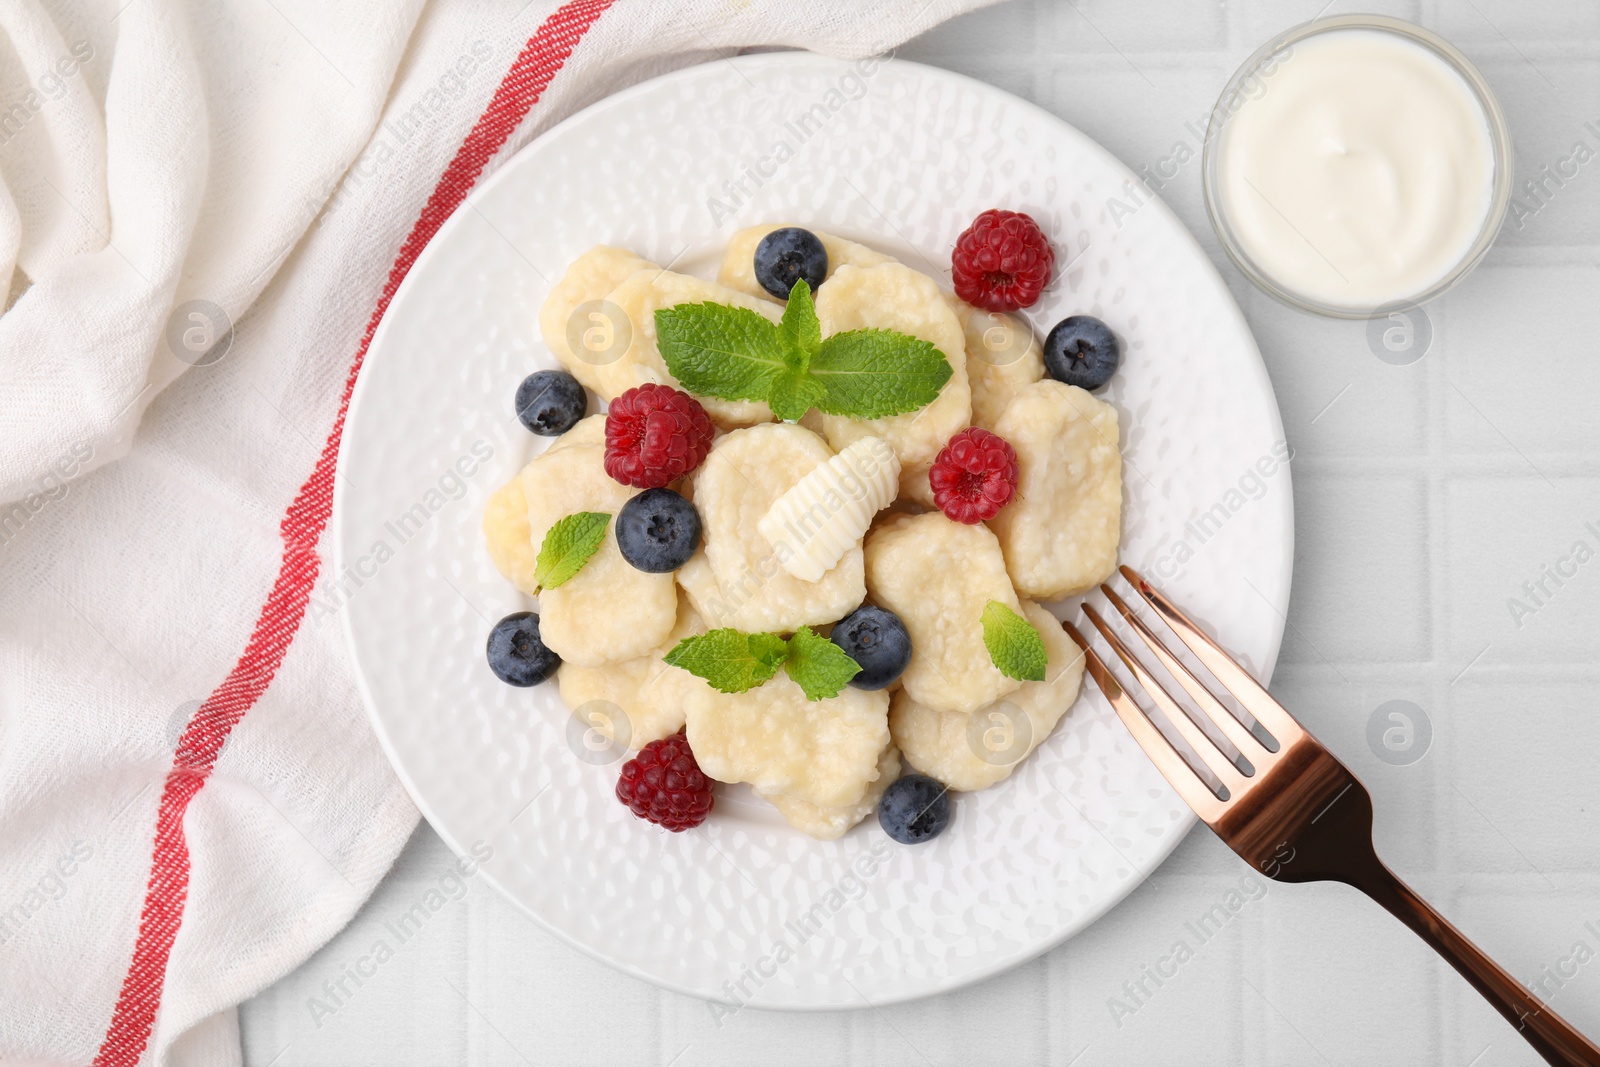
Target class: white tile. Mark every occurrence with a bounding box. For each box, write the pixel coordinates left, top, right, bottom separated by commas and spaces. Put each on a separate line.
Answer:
1442, 477, 1600, 665
1441, 263, 1600, 458
1475, 58, 1600, 248
1041, 0, 1229, 54
1235, 0, 1422, 51
1247, 881, 1443, 1065
899, 0, 1040, 56
469, 891, 664, 1066
1446, 682, 1600, 874
241, 827, 474, 1065
870, 960, 1052, 1065
1430, 0, 1600, 46
1039, 865, 1258, 1064
1036, 64, 1227, 192
1284, 474, 1432, 664
1242, 286, 1430, 457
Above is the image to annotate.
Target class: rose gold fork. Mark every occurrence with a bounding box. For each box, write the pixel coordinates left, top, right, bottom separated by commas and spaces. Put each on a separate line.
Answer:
1064, 565, 1600, 1067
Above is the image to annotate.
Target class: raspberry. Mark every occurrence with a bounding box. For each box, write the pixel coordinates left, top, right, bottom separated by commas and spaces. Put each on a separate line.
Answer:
951, 209, 1054, 312
615, 730, 714, 831
929, 427, 1019, 524
604, 384, 714, 489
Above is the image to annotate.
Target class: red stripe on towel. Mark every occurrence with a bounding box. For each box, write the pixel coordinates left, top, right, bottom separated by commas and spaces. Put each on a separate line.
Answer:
93, 3, 616, 1062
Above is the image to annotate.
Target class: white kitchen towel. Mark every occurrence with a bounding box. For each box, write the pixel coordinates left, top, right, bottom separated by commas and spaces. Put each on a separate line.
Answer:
0, 1, 1000, 1064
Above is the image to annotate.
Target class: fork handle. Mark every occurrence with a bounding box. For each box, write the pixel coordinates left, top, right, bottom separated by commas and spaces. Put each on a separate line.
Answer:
1353, 863, 1600, 1067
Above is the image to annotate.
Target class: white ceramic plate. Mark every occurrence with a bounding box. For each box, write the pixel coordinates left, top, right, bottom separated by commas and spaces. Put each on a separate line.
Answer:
335, 52, 1292, 1009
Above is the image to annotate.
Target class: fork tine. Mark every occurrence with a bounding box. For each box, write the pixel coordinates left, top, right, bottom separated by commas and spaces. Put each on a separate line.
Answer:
1082, 605, 1251, 796
1100, 584, 1271, 762
1119, 565, 1306, 746
1063, 622, 1229, 823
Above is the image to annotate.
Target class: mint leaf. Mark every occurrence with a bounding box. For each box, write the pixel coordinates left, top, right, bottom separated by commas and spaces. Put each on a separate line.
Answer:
981, 601, 1047, 682
767, 370, 826, 422
534, 512, 610, 589
810, 329, 953, 419
664, 628, 789, 694
784, 625, 861, 700
662, 623, 863, 700
654, 284, 954, 422
776, 278, 821, 361
656, 303, 788, 402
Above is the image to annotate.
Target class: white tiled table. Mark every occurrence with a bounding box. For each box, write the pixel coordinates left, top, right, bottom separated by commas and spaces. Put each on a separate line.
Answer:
241, 1, 1600, 1062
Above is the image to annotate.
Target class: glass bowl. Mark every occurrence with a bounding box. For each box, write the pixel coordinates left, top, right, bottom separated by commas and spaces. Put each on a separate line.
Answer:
1200, 14, 1513, 319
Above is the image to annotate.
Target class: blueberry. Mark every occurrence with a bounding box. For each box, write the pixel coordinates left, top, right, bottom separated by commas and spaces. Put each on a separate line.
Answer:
753, 227, 828, 300
486, 611, 560, 686
878, 773, 952, 845
830, 605, 912, 690
1043, 315, 1121, 391
515, 370, 586, 436
616, 488, 701, 573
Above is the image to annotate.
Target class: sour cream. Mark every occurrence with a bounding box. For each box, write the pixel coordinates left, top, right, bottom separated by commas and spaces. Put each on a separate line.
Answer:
1213, 27, 1496, 311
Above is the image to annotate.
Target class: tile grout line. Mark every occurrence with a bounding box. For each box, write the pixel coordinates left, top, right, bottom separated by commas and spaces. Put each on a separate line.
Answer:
1289, 455, 1600, 475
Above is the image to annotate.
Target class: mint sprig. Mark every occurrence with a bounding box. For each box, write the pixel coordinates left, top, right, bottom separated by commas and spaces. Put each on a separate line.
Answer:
534, 511, 609, 590
655, 279, 952, 422
810, 328, 953, 419
783, 625, 862, 700
665, 623, 861, 700
663, 628, 790, 694
650, 303, 788, 405
981, 601, 1048, 682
